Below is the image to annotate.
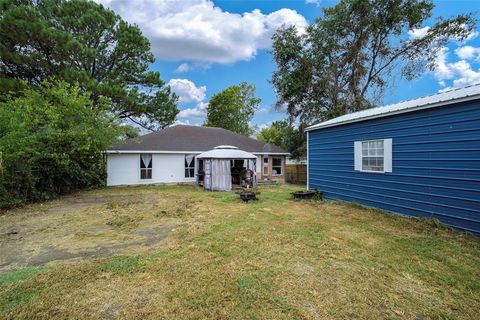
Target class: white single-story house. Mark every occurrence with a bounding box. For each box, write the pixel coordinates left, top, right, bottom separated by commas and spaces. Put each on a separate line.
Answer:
105, 125, 289, 186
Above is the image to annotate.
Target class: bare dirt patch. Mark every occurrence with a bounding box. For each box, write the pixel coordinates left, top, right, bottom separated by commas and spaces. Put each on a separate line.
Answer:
0, 187, 208, 274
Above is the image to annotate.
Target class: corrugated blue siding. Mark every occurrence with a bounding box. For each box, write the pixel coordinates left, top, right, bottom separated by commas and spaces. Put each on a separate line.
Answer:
308, 100, 480, 234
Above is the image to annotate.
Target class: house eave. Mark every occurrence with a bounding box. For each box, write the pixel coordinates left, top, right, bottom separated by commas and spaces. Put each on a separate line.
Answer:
104, 150, 290, 156
306, 91, 480, 132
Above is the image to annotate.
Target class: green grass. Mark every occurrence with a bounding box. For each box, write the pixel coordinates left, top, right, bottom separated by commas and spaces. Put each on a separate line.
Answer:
0, 266, 49, 314
1, 286, 40, 314
0, 266, 46, 287
1, 184, 479, 319
100, 255, 149, 274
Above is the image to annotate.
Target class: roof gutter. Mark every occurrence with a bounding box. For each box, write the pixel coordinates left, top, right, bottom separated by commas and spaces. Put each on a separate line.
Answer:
103, 150, 290, 155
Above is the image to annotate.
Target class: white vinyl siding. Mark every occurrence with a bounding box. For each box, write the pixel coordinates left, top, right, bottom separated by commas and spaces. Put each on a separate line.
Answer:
107, 152, 278, 186
107, 153, 198, 186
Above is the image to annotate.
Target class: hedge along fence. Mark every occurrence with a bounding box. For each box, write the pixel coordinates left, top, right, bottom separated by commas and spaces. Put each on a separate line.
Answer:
285, 164, 307, 184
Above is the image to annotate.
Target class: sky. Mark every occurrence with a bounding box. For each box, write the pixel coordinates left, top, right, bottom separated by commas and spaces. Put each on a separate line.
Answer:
98, 0, 480, 130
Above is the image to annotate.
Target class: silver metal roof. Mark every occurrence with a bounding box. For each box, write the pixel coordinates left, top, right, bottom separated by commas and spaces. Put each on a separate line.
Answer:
306, 83, 480, 131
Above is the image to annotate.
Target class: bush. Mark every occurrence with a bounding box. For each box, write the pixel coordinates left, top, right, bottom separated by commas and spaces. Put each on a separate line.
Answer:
0, 81, 123, 208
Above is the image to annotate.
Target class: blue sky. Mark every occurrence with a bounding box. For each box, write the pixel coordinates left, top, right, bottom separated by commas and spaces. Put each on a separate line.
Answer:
99, 0, 480, 130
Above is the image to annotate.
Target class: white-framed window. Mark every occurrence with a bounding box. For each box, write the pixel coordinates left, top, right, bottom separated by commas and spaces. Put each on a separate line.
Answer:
185, 154, 195, 178
140, 154, 152, 179
354, 139, 392, 173
263, 156, 269, 175
272, 157, 283, 175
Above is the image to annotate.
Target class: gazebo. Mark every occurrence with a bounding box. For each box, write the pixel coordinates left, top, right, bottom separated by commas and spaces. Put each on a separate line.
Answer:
196, 146, 257, 191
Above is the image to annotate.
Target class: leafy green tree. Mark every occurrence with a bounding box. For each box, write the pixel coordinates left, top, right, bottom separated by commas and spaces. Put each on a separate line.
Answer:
257, 121, 306, 159
271, 0, 476, 125
204, 82, 260, 136
0, 81, 123, 208
257, 121, 292, 150
257, 124, 284, 148
0, 0, 178, 130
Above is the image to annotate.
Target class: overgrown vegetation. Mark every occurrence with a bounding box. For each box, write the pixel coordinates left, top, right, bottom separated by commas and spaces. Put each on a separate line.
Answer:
269, 0, 476, 158
0, 0, 180, 207
0, 185, 479, 319
0, 81, 123, 208
257, 121, 306, 159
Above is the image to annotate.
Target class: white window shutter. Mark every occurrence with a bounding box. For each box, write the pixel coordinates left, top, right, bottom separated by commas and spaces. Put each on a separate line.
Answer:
354, 141, 362, 171
384, 138, 392, 173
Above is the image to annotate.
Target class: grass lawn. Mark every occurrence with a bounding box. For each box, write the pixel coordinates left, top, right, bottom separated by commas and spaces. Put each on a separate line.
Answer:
1, 184, 479, 319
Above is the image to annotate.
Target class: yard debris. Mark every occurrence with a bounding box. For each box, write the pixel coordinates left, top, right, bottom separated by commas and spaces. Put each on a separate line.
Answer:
0, 188, 188, 274
0, 184, 479, 319
152, 198, 204, 218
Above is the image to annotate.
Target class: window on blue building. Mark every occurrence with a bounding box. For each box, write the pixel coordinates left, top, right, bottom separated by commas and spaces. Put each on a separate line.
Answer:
354, 139, 392, 173
362, 140, 384, 172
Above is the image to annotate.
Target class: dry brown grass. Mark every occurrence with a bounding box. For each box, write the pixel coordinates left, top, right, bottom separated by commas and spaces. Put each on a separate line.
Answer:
1, 184, 479, 319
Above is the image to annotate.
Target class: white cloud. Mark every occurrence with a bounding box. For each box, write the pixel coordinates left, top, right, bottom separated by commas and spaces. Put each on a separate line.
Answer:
256, 108, 269, 114
449, 24, 478, 43
172, 119, 193, 126
408, 24, 477, 42
167, 79, 206, 103
250, 121, 273, 138
433, 47, 480, 91
175, 63, 191, 73
177, 102, 208, 119
408, 26, 430, 39
165, 77, 209, 123
434, 47, 454, 80
305, 0, 321, 5
463, 28, 478, 42
97, 0, 308, 64
255, 122, 272, 131
448, 61, 480, 88
175, 62, 212, 73
455, 46, 480, 62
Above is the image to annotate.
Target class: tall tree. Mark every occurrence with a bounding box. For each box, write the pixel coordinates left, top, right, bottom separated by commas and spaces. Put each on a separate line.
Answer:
271, 0, 476, 125
257, 121, 306, 159
0, 0, 178, 130
204, 82, 260, 136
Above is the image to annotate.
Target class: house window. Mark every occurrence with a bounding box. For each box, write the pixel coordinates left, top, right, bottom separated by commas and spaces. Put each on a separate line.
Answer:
140, 154, 152, 179
263, 156, 269, 175
354, 139, 392, 173
362, 140, 384, 172
272, 157, 282, 175
185, 154, 195, 178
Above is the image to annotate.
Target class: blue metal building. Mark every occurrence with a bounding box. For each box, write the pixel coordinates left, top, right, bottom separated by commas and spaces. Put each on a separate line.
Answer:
306, 85, 480, 234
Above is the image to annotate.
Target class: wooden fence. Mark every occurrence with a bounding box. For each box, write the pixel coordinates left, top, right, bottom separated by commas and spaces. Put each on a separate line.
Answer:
285, 164, 307, 184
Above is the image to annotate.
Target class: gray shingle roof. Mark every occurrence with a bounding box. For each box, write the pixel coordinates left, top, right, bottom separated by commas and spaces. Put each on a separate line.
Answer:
107, 125, 288, 154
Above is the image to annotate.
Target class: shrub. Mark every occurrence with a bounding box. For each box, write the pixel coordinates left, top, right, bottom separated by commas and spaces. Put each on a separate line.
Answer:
0, 81, 123, 208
